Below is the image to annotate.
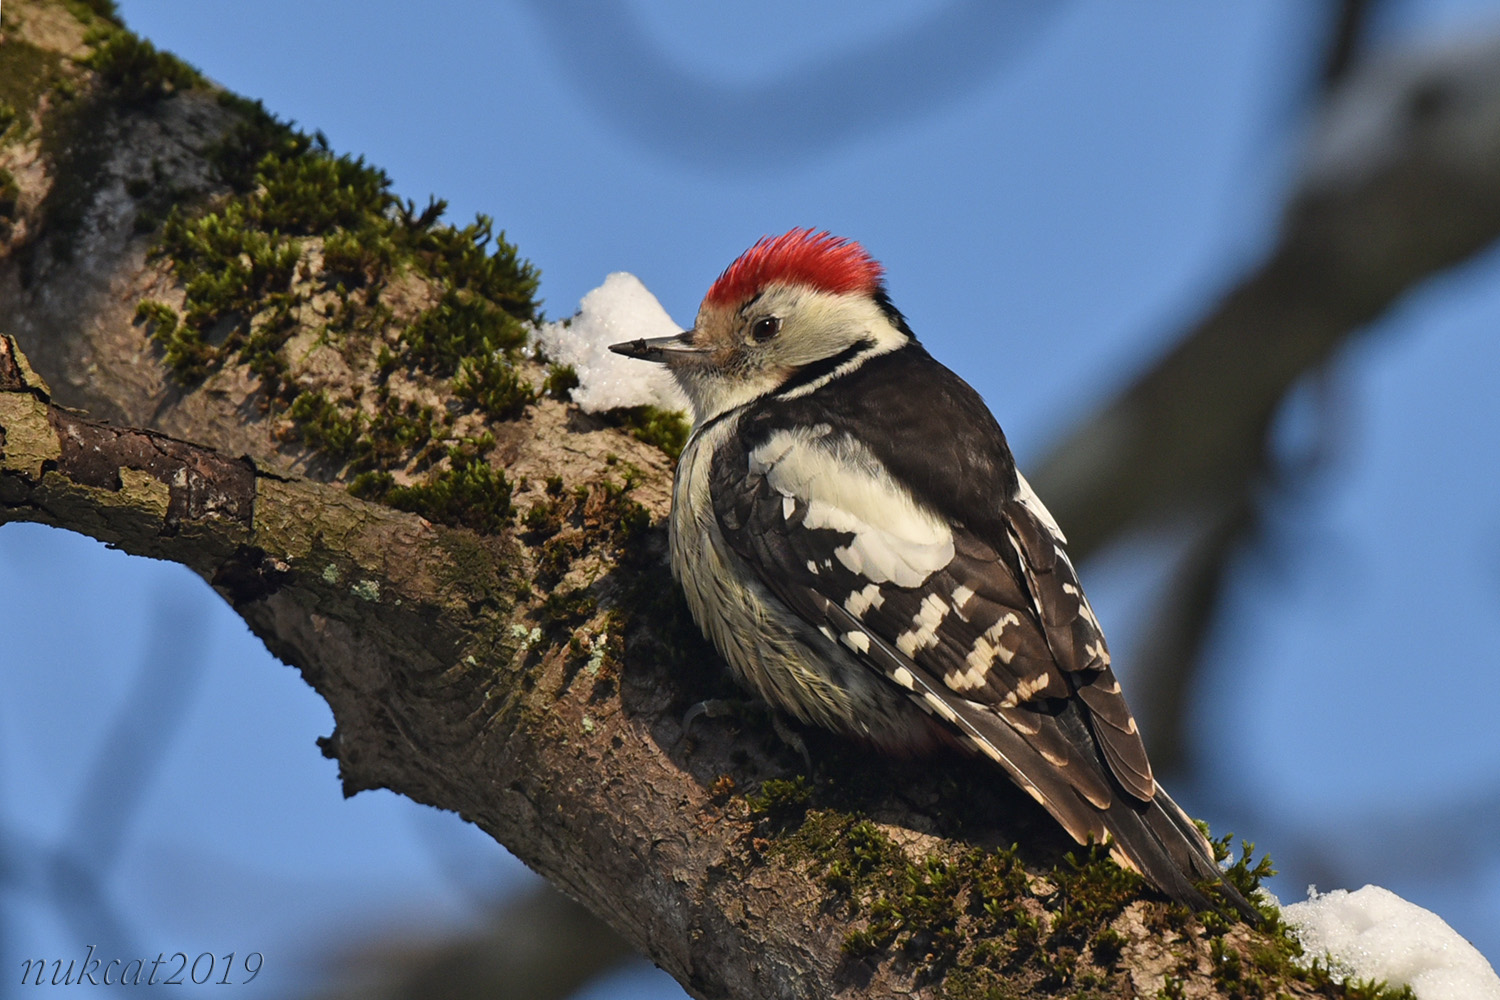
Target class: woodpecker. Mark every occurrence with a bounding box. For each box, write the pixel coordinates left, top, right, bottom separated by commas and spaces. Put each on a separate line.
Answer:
610, 229, 1256, 919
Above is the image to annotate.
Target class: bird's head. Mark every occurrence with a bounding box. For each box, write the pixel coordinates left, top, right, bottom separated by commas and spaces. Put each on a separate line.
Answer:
611, 229, 912, 424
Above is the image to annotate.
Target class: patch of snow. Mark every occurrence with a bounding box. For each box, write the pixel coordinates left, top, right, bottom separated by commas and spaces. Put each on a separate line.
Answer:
1281, 885, 1500, 1000
533, 272, 690, 414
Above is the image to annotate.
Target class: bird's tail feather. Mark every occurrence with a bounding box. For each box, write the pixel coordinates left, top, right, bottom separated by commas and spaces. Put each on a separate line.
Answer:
950, 697, 1261, 921
1104, 787, 1262, 923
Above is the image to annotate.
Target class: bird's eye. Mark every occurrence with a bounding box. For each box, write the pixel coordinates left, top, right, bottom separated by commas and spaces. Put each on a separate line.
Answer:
751, 316, 782, 342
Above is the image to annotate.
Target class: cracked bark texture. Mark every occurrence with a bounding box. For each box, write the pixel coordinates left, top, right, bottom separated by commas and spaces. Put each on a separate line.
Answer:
4, 1, 1498, 997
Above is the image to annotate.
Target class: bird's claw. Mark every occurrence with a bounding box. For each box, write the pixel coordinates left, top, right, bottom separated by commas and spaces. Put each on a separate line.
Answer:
681, 697, 740, 735
679, 698, 814, 773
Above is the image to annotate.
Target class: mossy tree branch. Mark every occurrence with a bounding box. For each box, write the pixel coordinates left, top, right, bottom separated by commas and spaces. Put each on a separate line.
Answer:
0, 341, 1397, 1000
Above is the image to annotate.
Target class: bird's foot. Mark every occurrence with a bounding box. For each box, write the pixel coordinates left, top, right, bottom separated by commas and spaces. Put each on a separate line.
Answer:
680, 698, 813, 774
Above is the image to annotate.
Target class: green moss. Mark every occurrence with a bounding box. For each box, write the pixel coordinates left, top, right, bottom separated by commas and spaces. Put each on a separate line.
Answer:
1197, 897, 1419, 1000
288, 389, 362, 459
82, 29, 202, 107
1215, 836, 1278, 918
1091, 926, 1125, 967
156, 202, 302, 358
166, 110, 540, 379
542, 363, 579, 401
410, 212, 540, 314
850, 853, 967, 962
367, 399, 444, 468
602, 405, 691, 460
522, 468, 652, 586
136, 97, 544, 495
404, 288, 529, 376
207, 96, 312, 192
321, 228, 395, 287
383, 450, 513, 535
60, 0, 122, 24
451, 352, 535, 418
133, 299, 216, 380
345, 470, 394, 502
522, 497, 562, 535
536, 585, 597, 633
1046, 846, 1143, 945
752, 804, 969, 965
254, 147, 391, 233
745, 776, 811, 823
0, 39, 66, 126
741, 777, 1399, 999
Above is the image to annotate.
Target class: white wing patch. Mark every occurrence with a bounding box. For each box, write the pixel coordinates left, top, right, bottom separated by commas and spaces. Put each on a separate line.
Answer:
750, 428, 955, 588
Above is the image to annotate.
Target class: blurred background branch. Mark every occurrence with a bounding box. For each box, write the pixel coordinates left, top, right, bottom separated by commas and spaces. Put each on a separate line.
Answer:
312, 886, 635, 1000
1033, 0, 1500, 775
0, 593, 206, 984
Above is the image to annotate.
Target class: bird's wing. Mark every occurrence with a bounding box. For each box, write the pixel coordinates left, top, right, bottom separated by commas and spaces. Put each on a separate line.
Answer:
1002, 471, 1157, 802
710, 425, 1158, 846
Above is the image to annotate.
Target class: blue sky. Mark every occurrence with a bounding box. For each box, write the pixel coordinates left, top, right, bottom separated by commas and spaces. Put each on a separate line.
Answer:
3, 2, 1499, 996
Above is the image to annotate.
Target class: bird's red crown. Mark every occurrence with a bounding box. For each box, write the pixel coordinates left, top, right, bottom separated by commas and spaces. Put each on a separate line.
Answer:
704, 229, 885, 307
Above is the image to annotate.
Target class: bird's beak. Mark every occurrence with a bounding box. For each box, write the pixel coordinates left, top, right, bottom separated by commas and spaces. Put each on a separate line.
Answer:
608, 331, 708, 364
